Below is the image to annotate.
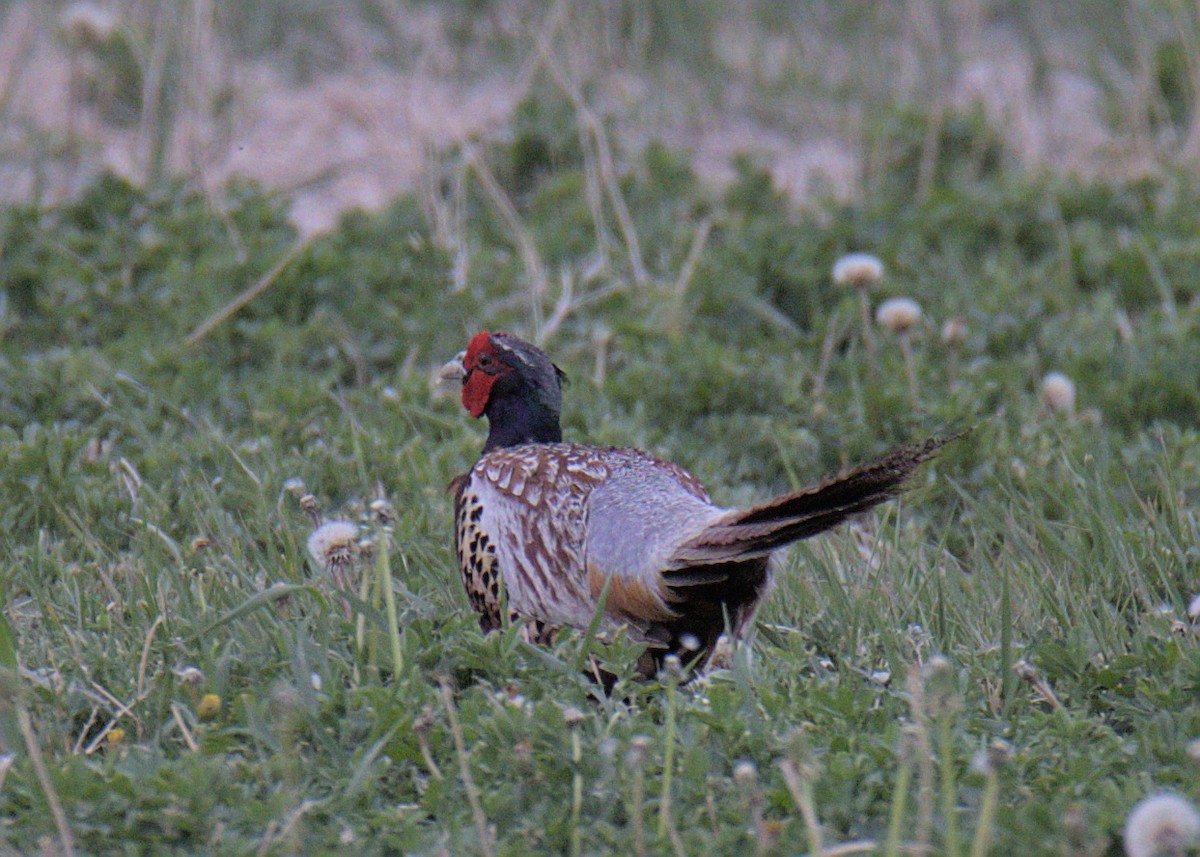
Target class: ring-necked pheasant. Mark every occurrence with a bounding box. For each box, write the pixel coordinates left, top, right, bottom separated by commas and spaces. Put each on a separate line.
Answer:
441, 330, 950, 674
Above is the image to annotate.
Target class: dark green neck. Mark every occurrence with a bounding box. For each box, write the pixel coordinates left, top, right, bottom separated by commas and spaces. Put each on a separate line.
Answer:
482, 389, 562, 453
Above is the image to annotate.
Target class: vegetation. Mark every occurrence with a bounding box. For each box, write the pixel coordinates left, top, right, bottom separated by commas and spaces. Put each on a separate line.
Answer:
2, 86, 1200, 855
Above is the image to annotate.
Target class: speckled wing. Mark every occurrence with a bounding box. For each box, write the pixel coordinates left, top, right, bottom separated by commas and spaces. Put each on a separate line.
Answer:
459, 444, 609, 633
458, 443, 726, 640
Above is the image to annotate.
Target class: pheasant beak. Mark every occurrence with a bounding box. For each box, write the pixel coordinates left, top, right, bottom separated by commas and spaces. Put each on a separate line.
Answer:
436, 351, 468, 386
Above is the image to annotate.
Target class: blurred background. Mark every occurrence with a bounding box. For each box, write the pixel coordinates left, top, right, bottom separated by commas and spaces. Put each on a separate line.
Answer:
1, 0, 1193, 237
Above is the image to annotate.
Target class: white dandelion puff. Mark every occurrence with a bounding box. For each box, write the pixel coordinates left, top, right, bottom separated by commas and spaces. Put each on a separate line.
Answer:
1123, 792, 1200, 857
833, 253, 885, 288
307, 520, 360, 597
1040, 372, 1076, 416
876, 297, 923, 334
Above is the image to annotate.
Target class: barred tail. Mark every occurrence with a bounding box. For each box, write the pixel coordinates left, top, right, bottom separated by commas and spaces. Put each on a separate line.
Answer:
665, 435, 955, 568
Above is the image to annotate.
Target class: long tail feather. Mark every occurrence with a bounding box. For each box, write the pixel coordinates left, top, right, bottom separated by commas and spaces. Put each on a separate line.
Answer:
666, 435, 955, 567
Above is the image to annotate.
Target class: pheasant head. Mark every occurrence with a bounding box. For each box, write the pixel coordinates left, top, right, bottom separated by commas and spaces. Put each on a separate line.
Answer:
442, 331, 566, 452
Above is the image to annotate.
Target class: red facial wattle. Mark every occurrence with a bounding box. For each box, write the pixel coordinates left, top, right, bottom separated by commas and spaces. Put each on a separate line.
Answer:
462, 367, 495, 418
461, 331, 504, 418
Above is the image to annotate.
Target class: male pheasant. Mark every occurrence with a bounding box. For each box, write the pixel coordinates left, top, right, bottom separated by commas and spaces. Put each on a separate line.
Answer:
443, 330, 949, 674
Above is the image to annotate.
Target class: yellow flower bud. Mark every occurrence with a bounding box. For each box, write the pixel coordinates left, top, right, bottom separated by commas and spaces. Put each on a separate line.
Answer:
197, 693, 222, 720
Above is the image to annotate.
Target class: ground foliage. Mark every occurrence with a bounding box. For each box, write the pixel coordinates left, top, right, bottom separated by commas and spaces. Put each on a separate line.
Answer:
1, 99, 1199, 855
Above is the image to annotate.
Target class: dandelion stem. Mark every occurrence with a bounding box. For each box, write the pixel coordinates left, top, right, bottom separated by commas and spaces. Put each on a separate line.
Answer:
969, 766, 1000, 857
999, 565, 1014, 715
354, 554, 372, 681
883, 737, 914, 857
858, 286, 877, 374
631, 761, 646, 857
378, 542, 403, 677
899, 334, 920, 410
938, 712, 961, 857
907, 666, 936, 853
569, 729, 583, 857
657, 679, 678, 839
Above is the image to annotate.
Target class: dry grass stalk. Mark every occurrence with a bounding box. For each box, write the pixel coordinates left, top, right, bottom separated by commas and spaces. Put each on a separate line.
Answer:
626, 737, 650, 857
533, 15, 650, 287
779, 758, 824, 857
169, 702, 200, 752
461, 141, 547, 332
18, 703, 77, 857
905, 664, 936, 853
437, 678, 496, 857
185, 241, 309, 345
1013, 660, 1064, 710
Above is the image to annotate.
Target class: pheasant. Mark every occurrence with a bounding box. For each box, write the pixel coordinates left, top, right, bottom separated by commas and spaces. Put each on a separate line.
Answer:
441, 330, 950, 674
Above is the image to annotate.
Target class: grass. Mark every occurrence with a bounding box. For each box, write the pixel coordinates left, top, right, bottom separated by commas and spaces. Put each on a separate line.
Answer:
1, 83, 1200, 856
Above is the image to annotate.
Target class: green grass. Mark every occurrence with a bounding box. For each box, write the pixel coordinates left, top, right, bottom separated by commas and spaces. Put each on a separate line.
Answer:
2, 99, 1200, 856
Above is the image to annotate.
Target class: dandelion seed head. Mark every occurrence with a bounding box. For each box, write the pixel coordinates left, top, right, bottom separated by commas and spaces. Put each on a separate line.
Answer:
709, 634, 735, 669
1187, 738, 1200, 765
599, 737, 618, 760
369, 498, 395, 522
175, 665, 204, 686
733, 760, 758, 784
833, 253, 884, 288
626, 735, 652, 768
1123, 792, 1200, 857
1040, 372, 1076, 415
876, 297, 922, 334
678, 633, 701, 652
307, 520, 360, 569
591, 323, 613, 345
941, 316, 968, 346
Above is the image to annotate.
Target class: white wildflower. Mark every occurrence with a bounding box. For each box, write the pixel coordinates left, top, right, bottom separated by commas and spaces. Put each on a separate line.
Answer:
733, 761, 758, 784
1040, 372, 1076, 415
876, 297, 922, 334
1123, 792, 1200, 857
306, 520, 360, 569
832, 253, 884, 289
